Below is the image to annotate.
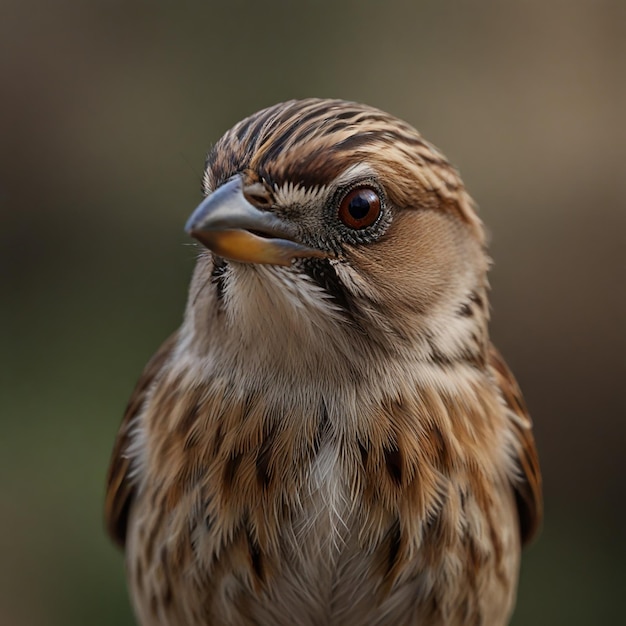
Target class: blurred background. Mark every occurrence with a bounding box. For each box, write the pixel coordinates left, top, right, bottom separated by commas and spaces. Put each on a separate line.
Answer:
1, 0, 624, 624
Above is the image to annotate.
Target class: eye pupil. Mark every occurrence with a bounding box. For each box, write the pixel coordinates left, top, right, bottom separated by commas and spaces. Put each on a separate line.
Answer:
338, 187, 382, 229
348, 195, 372, 220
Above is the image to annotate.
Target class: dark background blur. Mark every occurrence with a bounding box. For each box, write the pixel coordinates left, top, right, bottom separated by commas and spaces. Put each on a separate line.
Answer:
1, 1, 624, 624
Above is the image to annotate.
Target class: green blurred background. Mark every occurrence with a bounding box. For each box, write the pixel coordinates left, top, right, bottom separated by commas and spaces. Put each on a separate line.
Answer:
1, 1, 624, 624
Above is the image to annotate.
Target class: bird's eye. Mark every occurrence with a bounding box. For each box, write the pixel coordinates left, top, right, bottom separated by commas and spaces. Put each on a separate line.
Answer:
338, 187, 382, 229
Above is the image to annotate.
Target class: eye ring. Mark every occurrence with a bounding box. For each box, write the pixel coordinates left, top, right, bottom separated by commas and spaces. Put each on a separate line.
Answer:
337, 186, 382, 230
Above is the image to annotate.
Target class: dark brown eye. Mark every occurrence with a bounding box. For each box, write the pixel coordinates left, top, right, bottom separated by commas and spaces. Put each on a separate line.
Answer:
338, 187, 382, 229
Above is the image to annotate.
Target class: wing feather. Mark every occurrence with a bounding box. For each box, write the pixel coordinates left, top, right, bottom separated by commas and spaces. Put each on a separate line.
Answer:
104, 332, 178, 548
489, 345, 543, 545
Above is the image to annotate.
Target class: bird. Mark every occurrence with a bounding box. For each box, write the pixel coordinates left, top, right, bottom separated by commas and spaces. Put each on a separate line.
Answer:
105, 98, 542, 626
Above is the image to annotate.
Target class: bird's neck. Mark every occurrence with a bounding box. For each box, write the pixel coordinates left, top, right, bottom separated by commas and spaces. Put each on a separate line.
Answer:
175, 259, 490, 420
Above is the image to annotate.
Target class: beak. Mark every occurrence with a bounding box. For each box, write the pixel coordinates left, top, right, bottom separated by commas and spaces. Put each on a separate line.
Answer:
185, 176, 327, 266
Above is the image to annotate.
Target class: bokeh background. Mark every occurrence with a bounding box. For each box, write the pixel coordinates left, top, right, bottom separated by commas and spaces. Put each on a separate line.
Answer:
2, 1, 624, 624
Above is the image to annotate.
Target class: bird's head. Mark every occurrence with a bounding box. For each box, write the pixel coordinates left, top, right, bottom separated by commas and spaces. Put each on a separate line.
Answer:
182, 99, 490, 385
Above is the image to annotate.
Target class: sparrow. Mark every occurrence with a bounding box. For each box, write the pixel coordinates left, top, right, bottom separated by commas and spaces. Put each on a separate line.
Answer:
105, 98, 542, 626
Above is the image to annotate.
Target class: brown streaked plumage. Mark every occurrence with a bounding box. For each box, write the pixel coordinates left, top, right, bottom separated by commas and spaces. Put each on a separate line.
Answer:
106, 98, 542, 626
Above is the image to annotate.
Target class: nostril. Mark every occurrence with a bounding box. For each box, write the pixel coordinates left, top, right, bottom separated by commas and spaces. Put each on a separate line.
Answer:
244, 182, 272, 207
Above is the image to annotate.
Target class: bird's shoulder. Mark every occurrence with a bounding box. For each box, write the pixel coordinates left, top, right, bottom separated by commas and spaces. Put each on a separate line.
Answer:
104, 332, 178, 548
